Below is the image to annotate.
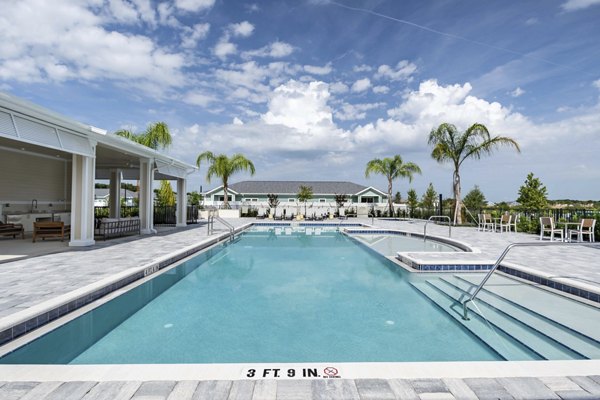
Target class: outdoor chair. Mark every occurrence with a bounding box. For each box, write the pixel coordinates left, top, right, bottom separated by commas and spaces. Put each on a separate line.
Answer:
568, 218, 596, 242
481, 213, 494, 231
0, 221, 24, 239
509, 214, 518, 232
539, 217, 563, 241
496, 214, 511, 233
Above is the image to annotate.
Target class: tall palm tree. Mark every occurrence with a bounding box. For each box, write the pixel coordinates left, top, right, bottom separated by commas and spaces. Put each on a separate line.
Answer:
365, 155, 421, 216
115, 122, 172, 150
429, 123, 520, 224
196, 151, 256, 209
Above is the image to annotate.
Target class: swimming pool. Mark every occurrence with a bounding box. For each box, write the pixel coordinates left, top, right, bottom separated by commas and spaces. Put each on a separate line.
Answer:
1, 226, 597, 364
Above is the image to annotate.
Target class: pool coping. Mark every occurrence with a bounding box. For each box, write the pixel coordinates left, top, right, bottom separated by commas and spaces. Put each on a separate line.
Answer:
0, 360, 599, 382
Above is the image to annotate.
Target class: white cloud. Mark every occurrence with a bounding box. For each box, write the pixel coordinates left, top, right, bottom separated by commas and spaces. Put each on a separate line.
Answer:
375, 60, 417, 81
353, 64, 372, 73
0, 1, 185, 90
183, 91, 215, 107
230, 21, 255, 37
351, 78, 371, 93
593, 79, 600, 89
525, 17, 539, 25
181, 23, 210, 49
510, 87, 526, 97
108, 0, 139, 24
329, 82, 349, 94
175, 0, 216, 12
373, 85, 390, 94
157, 2, 179, 27
233, 117, 244, 125
335, 102, 385, 121
242, 41, 294, 59
561, 0, 600, 11
303, 63, 333, 75
214, 39, 237, 60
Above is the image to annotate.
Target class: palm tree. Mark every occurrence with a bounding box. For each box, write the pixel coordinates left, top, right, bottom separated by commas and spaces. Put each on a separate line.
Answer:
365, 155, 421, 216
297, 185, 314, 218
115, 122, 172, 150
196, 151, 256, 209
429, 123, 520, 224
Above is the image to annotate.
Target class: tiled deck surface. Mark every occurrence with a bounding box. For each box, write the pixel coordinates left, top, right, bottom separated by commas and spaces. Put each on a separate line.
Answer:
2, 376, 600, 400
0, 218, 599, 399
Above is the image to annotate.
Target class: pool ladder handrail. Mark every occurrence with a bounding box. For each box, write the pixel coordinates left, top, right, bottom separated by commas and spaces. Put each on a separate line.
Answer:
462, 241, 600, 320
207, 209, 235, 240
423, 215, 452, 242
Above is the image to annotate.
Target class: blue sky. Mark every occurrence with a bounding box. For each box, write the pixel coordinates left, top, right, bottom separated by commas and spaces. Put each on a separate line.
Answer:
2, 0, 600, 201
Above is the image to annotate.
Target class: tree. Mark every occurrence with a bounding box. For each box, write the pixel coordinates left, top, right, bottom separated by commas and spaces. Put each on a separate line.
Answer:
516, 172, 548, 210
267, 193, 280, 217
407, 189, 419, 217
187, 191, 203, 206
421, 183, 437, 213
297, 185, 313, 217
463, 185, 487, 212
115, 122, 172, 150
334, 193, 348, 214
393, 191, 401, 204
156, 180, 176, 207
365, 155, 421, 216
429, 123, 520, 224
196, 151, 256, 209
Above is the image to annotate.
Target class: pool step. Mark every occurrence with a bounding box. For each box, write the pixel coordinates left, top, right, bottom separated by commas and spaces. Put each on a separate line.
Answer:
430, 278, 583, 360
446, 275, 600, 359
410, 282, 539, 361
456, 274, 600, 342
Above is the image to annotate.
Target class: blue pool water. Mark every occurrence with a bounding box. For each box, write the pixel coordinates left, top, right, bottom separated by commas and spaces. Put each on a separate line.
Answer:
0, 228, 500, 364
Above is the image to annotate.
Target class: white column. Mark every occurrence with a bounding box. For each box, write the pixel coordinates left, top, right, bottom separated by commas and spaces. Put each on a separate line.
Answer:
176, 177, 187, 227
109, 169, 122, 218
139, 158, 156, 234
69, 152, 96, 247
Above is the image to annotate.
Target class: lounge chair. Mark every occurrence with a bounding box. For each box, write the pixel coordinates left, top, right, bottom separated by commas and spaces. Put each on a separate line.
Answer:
33, 221, 70, 242
0, 221, 24, 239
539, 217, 563, 241
568, 218, 596, 242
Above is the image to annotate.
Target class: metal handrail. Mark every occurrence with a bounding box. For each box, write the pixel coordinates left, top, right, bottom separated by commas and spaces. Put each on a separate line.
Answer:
423, 215, 452, 241
206, 209, 235, 240
462, 241, 600, 320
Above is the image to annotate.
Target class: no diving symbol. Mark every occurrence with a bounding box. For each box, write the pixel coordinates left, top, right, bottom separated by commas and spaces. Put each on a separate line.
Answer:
323, 367, 338, 377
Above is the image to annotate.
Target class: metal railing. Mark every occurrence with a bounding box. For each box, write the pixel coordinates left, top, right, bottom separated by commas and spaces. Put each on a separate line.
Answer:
423, 215, 452, 241
461, 241, 600, 320
206, 209, 234, 240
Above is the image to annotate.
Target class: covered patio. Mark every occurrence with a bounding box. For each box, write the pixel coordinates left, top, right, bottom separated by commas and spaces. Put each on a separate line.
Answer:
0, 92, 196, 253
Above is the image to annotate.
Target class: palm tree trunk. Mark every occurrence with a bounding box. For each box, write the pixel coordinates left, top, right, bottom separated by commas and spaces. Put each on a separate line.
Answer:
387, 178, 393, 217
223, 185, 229, 209
453, 169, 461, 225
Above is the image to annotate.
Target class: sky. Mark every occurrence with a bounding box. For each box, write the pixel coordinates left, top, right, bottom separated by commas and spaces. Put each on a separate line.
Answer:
1, 0, 600, 202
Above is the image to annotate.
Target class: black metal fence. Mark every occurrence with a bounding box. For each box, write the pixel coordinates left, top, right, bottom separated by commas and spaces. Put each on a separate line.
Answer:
94, 205, 199, 226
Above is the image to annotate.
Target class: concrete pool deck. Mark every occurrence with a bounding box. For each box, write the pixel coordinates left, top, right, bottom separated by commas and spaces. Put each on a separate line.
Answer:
0, 218, 599, 399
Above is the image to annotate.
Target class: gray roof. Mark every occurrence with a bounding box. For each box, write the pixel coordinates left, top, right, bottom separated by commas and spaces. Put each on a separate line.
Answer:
218, 181, 382, 195
95, 188, 139, 199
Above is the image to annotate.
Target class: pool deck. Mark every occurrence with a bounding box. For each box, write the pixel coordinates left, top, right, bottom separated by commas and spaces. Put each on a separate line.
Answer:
0, 218, 599, 399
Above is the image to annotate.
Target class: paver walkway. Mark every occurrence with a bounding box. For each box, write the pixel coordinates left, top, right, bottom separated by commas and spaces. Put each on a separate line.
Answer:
1, 376, 600, 399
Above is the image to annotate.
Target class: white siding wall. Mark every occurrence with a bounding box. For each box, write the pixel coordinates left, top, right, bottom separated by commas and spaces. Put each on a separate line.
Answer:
0, 148, 70, 204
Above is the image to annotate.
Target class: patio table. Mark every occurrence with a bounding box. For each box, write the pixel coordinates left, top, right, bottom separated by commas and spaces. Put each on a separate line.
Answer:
557, 221, 581, 242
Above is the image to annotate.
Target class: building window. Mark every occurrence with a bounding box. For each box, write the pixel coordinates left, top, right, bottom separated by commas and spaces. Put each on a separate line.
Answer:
245, 198, 258, 202
288, 198, 295, 202
360, 197, 375, 203
216, 195, 232, 201
319, 198, 326, 203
